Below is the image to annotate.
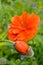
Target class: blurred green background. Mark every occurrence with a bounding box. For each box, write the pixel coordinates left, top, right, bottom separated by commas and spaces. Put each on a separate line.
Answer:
0, 0, 43, 65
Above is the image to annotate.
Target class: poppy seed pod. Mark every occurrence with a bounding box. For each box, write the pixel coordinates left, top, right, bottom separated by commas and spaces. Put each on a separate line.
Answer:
14, 41, 30, 55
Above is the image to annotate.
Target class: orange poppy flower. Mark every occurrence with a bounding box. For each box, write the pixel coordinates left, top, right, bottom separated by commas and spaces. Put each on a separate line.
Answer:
8, 12, 40, 42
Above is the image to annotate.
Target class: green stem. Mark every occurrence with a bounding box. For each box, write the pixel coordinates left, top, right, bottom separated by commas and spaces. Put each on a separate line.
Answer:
0, 40, 16, 46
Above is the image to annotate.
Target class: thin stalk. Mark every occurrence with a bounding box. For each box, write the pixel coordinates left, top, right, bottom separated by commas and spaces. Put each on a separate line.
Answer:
0, 40, 16, 46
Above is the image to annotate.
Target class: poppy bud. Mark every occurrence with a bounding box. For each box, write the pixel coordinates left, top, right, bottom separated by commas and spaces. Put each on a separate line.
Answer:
14, 41, 30, 55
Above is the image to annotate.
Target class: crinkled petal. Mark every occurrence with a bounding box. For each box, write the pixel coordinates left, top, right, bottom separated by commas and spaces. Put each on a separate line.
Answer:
16, 32, 26, 41
11, 16, 25, 30
22, 12, 30, 24
22, 12, 40, 28
23, 27, 38, 41
8, 33, 17, 41
8, 28, 20, 34
27, 13, 40, 28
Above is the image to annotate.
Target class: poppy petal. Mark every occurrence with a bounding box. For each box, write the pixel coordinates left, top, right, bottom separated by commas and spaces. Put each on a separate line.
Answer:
11, 16, 25, 30
8, 28, 20, 34
16, 32, 26, 41
22, 27, 38, 41
22, 12, 30, 24
27, 13, 40, 28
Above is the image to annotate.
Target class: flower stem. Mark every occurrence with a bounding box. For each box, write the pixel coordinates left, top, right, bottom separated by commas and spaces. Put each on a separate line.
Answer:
0, 40, 16, 46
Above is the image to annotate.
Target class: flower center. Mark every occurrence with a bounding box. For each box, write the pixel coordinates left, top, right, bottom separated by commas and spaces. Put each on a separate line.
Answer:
22, 22, 27, 28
